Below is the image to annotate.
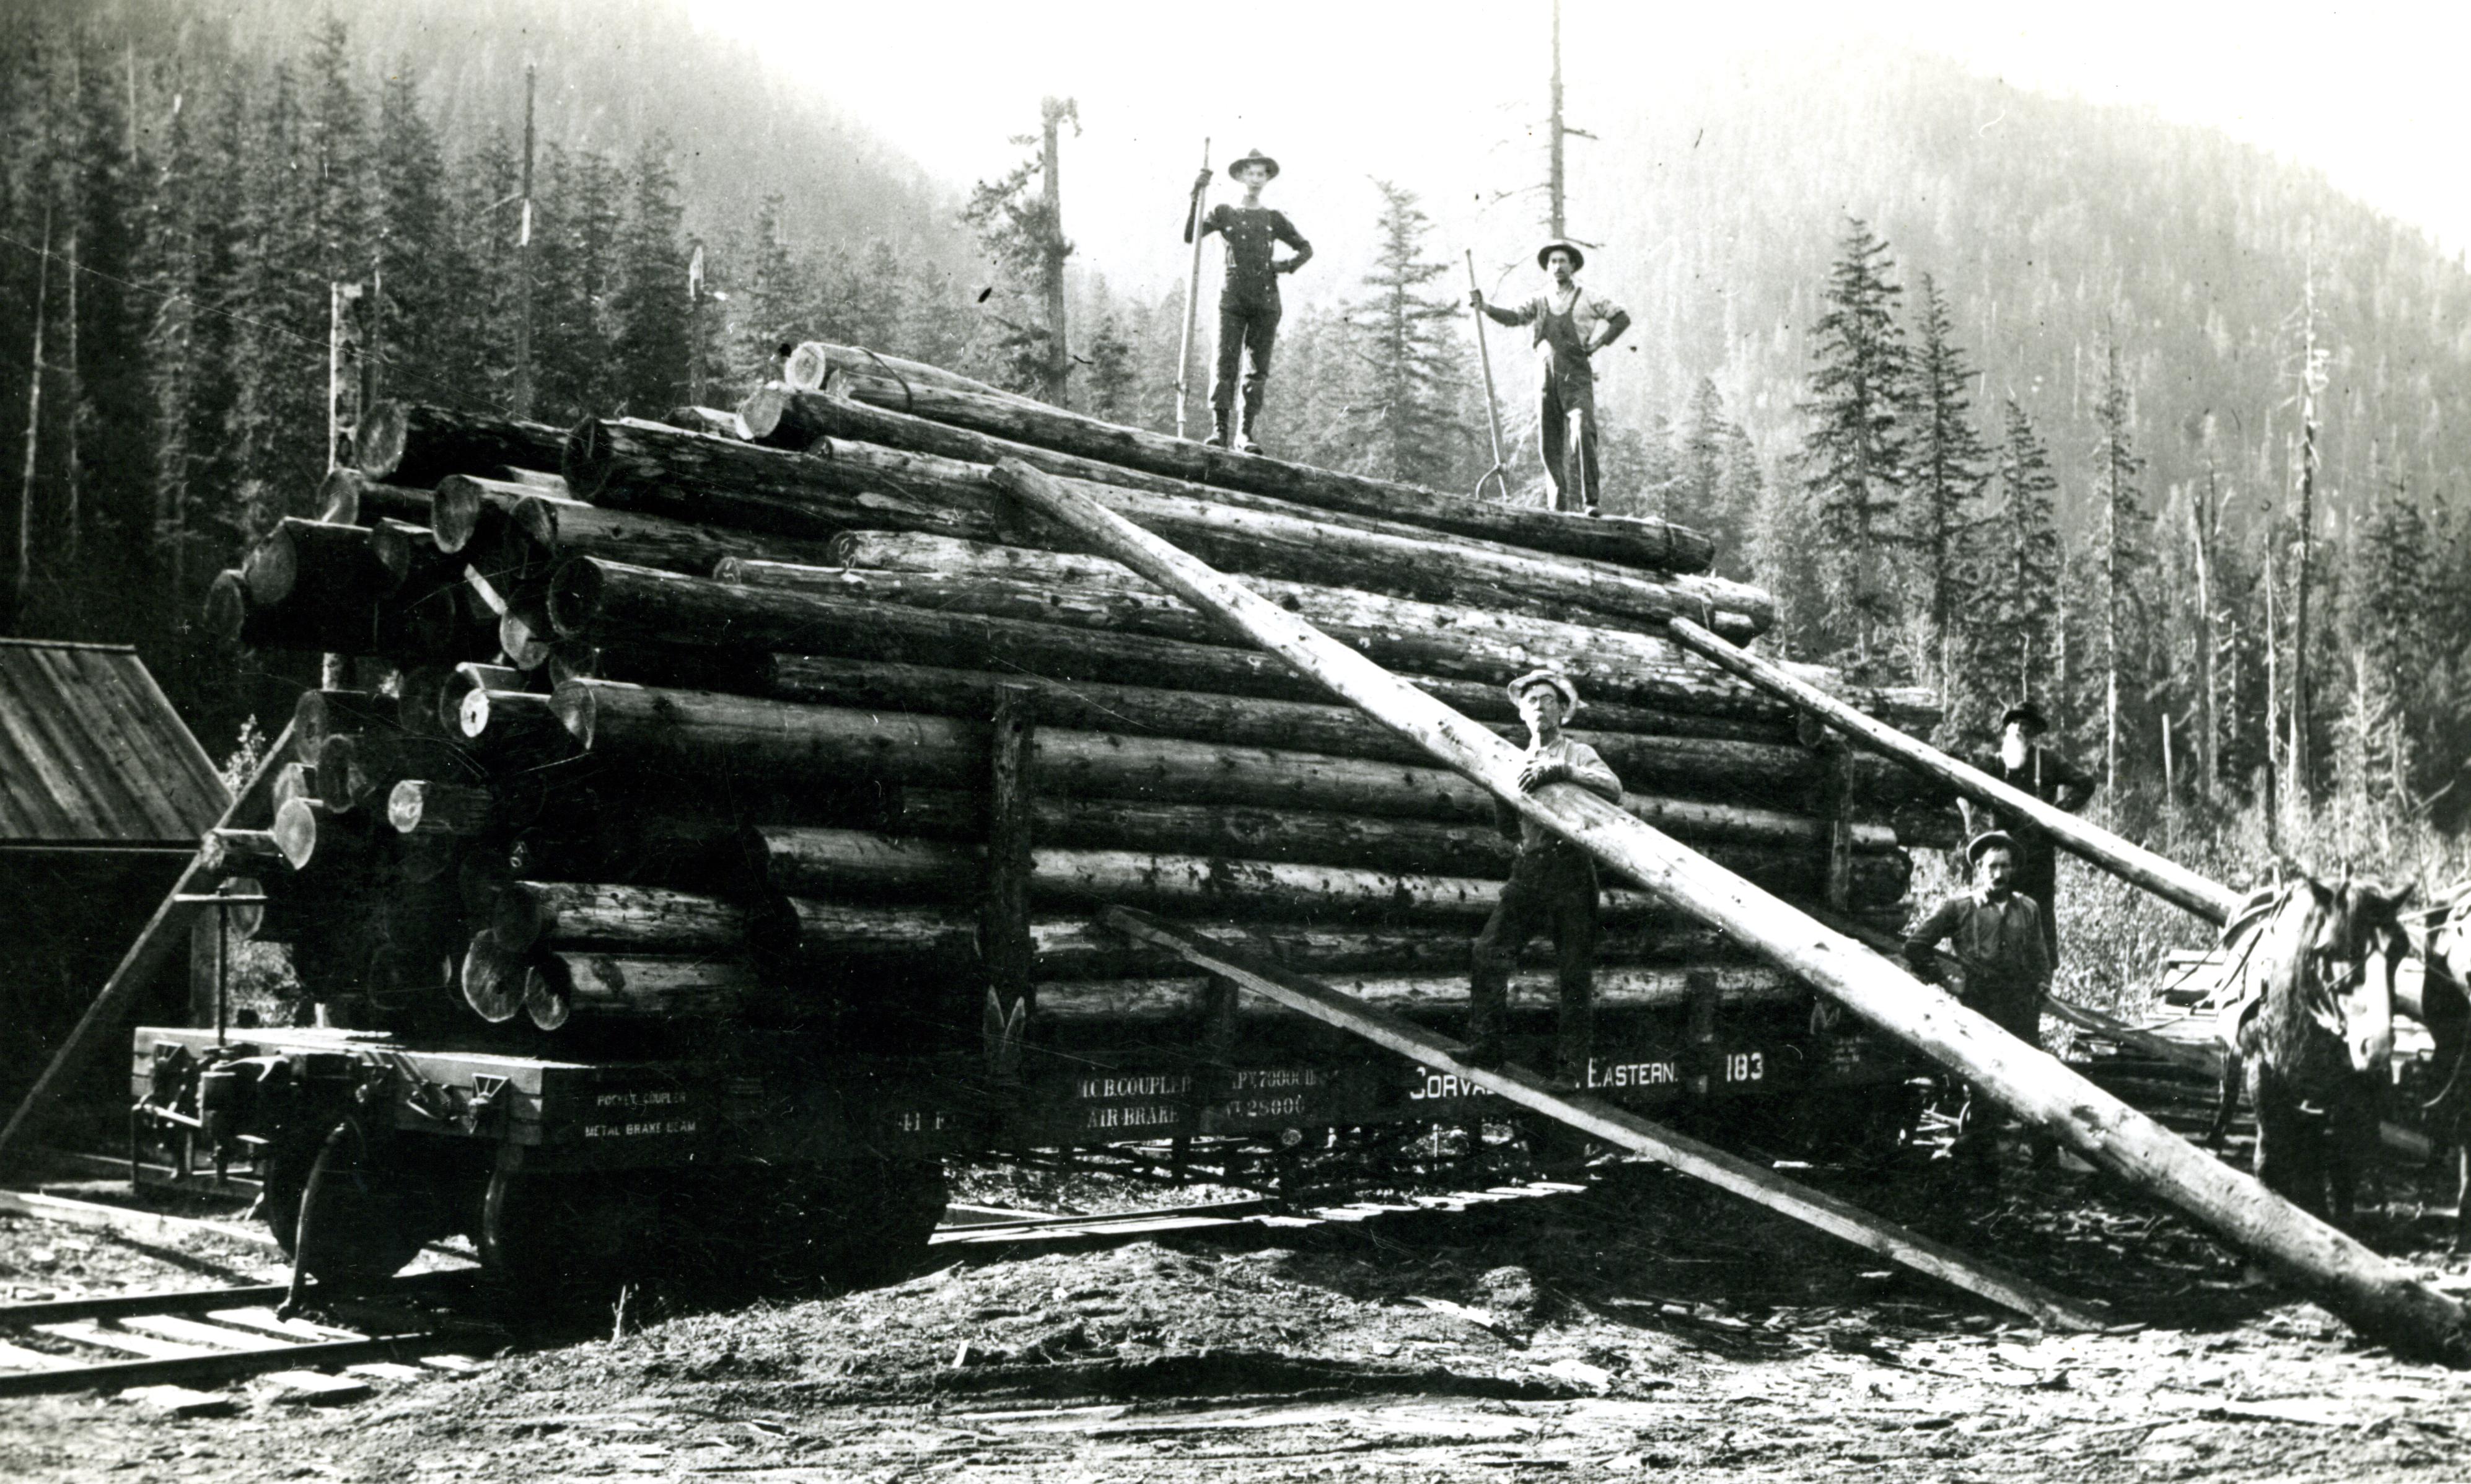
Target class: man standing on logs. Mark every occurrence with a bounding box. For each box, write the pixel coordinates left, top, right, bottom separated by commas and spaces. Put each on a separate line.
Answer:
1465, 670, 1625, 1077
1470, 241, 1631, 513
1903, 830, 2057, 1183
1183, 149, 1312, 455
1960, 701, 2097, 966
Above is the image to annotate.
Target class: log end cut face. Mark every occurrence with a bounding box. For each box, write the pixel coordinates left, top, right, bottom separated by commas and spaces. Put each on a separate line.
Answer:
355, 400, 411, 481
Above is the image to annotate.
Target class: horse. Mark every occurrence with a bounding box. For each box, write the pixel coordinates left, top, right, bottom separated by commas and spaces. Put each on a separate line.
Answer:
2415, 893, 2471, 1245
2203, 874, 2412, 1223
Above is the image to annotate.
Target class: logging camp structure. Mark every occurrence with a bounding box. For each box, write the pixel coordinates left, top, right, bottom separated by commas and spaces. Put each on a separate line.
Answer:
16, 336, 2471, 1363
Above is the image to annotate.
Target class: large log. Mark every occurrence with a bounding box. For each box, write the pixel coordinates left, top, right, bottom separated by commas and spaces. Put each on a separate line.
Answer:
387, 779, 496, 839
718, 556, 1932, 764
1664, 617, 2245, 925
526, 952, 763, 1025
292, 690, 398, 755
555, 679, 1916, 870
356, 401, 566, 488
1036, 961, 1804, 1024
562, 419, 1775, 639
752, 827, 1904, 920
459, 929, 527, 1023
270, 797, 372, 874
243, 518, 403, 610
783, 374, 1718, 574
316, 468, 434, 528
315, 732, 481, 812
780, 341, 1036, 404
881, 787, 1897, 874
457, 688, 576, 763
199, 828, 288, 877
552, 558, 1926, 732
492, 879, 756, 954
770, 899, 1736, 980
991, 455, 2471, 1366
435, 474, 841, 575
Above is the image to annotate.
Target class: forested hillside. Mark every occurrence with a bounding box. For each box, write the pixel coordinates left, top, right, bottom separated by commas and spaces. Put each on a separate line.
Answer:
4, 6, 2467, 842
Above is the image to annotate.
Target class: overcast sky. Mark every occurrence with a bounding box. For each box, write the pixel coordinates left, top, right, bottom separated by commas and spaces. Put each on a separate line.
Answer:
687, 0, 2471, 301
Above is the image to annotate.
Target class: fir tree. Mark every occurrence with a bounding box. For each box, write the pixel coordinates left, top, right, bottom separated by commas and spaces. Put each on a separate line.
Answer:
1673, 377, 1753, 558
610, 133, 689, 415
533, 144, 624, 418
1082, 313, 1138, 426
738, 193, 808, 382
371, 60, 463, 410
1795, 218, 1908, 669
1985, 397, 2060, 713
960, 141, 1064, 398
1347, 180, 1460, 487
68, 27, 154, 630
1898, 274, 1992, 726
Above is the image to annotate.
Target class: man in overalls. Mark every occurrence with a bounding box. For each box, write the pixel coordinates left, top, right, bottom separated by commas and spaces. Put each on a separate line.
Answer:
1465, 670, 1625, 1077
1182, 149, 1312, 454
1470, 240, 1631, 512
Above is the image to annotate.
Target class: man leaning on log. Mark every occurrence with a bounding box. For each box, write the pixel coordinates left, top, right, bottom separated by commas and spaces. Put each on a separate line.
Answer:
1903, 830, 2056, 1185
1183, 149, 1312, 455
1465, 670, 1625, 1076
1469, 240, 1631, 513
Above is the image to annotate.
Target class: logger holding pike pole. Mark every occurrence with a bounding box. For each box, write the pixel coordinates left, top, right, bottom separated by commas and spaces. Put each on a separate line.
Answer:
1470, 240, 1631, 513
1465, 250, 1511, 499
1182, 148, 1313, 454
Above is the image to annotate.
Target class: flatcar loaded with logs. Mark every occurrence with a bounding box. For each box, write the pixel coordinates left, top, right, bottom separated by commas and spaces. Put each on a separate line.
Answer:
132, 347, 1963, 1294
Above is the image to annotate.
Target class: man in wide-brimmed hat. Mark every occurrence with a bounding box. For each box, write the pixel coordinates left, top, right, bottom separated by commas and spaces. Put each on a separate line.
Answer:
1182, 148, 1312, 454
1464, 669, 1625, 1076
1961, 700, 2097, 964
1903, 829, 2058, 1182
1468, 239, 1631, 512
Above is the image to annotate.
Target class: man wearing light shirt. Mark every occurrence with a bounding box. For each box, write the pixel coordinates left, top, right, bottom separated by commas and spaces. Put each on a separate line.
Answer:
1469, 240, 1631, 512
1465, 669, 1626, 1077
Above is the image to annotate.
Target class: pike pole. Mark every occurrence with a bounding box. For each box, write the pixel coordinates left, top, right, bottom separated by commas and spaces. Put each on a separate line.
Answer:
1175, 140, 1211, 441
1465, 250, 1509, 499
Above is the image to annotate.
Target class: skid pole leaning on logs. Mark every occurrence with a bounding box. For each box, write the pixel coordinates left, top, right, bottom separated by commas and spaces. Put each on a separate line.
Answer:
981, 455, 2471, 1365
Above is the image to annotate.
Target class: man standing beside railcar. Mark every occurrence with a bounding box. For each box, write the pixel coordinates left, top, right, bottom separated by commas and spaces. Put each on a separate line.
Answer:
1903, 830, 2057, 1182
1960, 700, 2097, 966
1183, 149, 1312, 454
1468, 240, 1631, 512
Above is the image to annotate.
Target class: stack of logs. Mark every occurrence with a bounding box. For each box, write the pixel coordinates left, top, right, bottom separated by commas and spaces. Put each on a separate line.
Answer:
198, 343, 1952, 1044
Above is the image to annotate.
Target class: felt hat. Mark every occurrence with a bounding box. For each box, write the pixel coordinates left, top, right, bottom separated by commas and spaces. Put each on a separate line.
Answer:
1506, 669, 1581, 716
1536, 239, 1586, 271
1999, 700, 2050, 735
1227, 149, 1280, 180
1965, 830, 2020, 865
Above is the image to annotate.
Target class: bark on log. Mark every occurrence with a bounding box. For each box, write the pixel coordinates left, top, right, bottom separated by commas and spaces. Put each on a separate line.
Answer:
491, 880, 757, 955
791, 375, 1719, 574
992, 455, 2471, 1366
529, 952, 763, 1022
439, 663, 523, 735
315, 732, 480, 812
292, 690, 398, 755
431, 475, 545, 554
781, 341, 1035, 404
357, 401, 566, 488
459, 929, 526, 1023
718, 556, 1917, 753
506, 489, 842, 574
200, 828, 288, 877
770, 899, 1736, 980
563, 419, 1775, 640
752, 827, 1902, 920
553, 556, 1926, 732
555, 678, 1913, 865
317, 468, 432, 528
388, 779, 496, 838
659, 405, 748, 441
244, 519, 403, 608
458, 688, 577, 763
1035, 961, 1804, 1024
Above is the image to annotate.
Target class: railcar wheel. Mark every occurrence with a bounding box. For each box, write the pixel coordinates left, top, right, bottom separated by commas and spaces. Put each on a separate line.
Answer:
260, 1122, 439, 1285
476, 1167, 653, 1301
706, 1157, 949, 1290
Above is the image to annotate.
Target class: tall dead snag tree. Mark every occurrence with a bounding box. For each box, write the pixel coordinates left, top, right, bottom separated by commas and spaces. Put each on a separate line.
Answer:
2286, 261, 2328, 820
2091, 337, 2148, 796
963, 99, 1077, 404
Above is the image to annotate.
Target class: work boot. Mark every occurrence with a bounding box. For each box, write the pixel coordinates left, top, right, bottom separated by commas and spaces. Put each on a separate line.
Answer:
1205, 410, 1232, 449
1237, 399, 1263, 455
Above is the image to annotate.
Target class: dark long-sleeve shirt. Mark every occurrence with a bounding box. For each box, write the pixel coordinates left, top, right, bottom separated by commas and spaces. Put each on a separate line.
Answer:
1960, 745, 2098, 884
1903, 890, 2053, 998
1183, 203, 1310, 303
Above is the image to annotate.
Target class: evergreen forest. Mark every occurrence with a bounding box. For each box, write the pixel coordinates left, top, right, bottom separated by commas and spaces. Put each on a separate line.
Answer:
7, 0, 2471, 866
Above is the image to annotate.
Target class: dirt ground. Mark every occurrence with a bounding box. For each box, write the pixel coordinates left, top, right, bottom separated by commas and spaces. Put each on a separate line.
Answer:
5, 1139, 2471, 1483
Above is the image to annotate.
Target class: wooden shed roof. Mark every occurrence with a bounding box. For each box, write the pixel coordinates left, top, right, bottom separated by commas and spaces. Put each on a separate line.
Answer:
0, 639, 228, 848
